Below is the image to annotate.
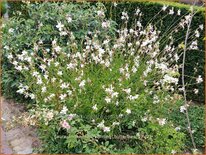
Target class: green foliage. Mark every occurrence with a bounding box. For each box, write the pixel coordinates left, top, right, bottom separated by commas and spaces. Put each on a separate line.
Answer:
169, 104, 205, 149
0, 0, 8, 15
34, 107, 186, 154
2, 1, 116, 102
2, 1, 204, 154
3, 1, 205, 103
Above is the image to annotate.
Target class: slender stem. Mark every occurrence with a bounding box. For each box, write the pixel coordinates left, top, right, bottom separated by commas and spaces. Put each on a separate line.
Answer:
182, 8, 196, 150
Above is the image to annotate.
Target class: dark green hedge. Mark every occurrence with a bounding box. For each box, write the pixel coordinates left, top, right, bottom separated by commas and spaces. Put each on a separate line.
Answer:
4, 1, 205, 103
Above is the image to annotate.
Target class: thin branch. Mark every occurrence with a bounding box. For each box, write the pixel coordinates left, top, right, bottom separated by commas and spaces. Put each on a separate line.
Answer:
182, 5, 197, 150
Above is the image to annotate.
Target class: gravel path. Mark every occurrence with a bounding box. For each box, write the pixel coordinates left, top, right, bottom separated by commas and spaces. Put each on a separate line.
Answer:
1, 97, 40, 154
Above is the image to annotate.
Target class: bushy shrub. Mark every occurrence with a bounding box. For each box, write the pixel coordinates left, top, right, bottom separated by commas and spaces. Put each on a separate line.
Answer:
2, 1, 116, 101
105, 1, 205, 103
2, 1, 204, 154
3, 1, 205, 103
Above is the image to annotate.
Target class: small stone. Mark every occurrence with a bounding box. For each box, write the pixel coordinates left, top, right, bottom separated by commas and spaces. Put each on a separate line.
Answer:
10, 137, 32, 147
16, 147, 33, 154
1, 129, 13, 154
13, 145, 25, 152
6, 128, 23, 141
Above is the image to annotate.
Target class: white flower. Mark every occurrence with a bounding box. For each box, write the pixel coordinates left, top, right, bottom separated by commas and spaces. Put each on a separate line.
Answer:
52, 39, 57, 45
105, 97, 111, 103
119, 67, 124, 73
163, 74, 178, 85
103, 39, 110, 45
7, 54, 13, 59
40, 64, 46, 71
180, 105, 186, 113
195, 30, 200, 37
102, 21, 110, 28
126, 108, 131, 114
199, 24, 203, 30
97, 120, 105, 128
193, 89, 199, 94
177, 9, 181, 16
41, 86, 47, 93
37, 78, 43, 85
25, 56, 32, 63
169, 7, 174, 15
8, 28, 14, 33
67, 90, 72, 96
68, 114, 76, 120
113, 2, 117, 7
174, 53, 179, 62
48, 94, 55, 100
12, 61, 18, 66
111, 92, 119, 98
59, 94, 67, 100
196, 75, 203, 83
141, 116, 147, 122
135, 8, 141, 15
105, 60, 110, 67
105, 85, 114, 94
4, 46, 10, 50
128, 94, 139, 101
97, 10, 105, 17
103, 126, 110, 132
30, 94, 35, 99
157, 118, 166, 126
79, 80, 86, 88
33, 43, 39, 51
54, 62, 59, 67
123, 88, 131, 94
121, 11, 129, 20
60, 106, 68, 115
119, 113, 123, 118
60, 83, 69, 89
57, 71, 63, 76
132, 66, 137, 73
15, 66, 23, 71
51, 77, 56, 82
185, 14, 192, 22
162, 5, 168, 11
66, 16, 72, 23
17, 88, 25, 94
44, 98, 48, 102
56, 21, 64, 31
175, 126, 181, 131
60, 31, 67, 36
171, 150, 176, 154
54, 46, 62, 52
112, 122, 120, 126
92, 104, 98, 111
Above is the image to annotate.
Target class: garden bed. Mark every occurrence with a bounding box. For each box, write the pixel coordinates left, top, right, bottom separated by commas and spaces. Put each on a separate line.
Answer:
2, 1, 205, 154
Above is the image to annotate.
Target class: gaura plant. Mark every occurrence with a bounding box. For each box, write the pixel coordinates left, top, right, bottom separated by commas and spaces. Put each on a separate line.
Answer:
2, 1, 204, 154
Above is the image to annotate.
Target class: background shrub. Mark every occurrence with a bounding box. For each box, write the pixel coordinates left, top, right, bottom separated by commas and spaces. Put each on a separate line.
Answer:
169, 104, 205, 150
2, 1, 116, 102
